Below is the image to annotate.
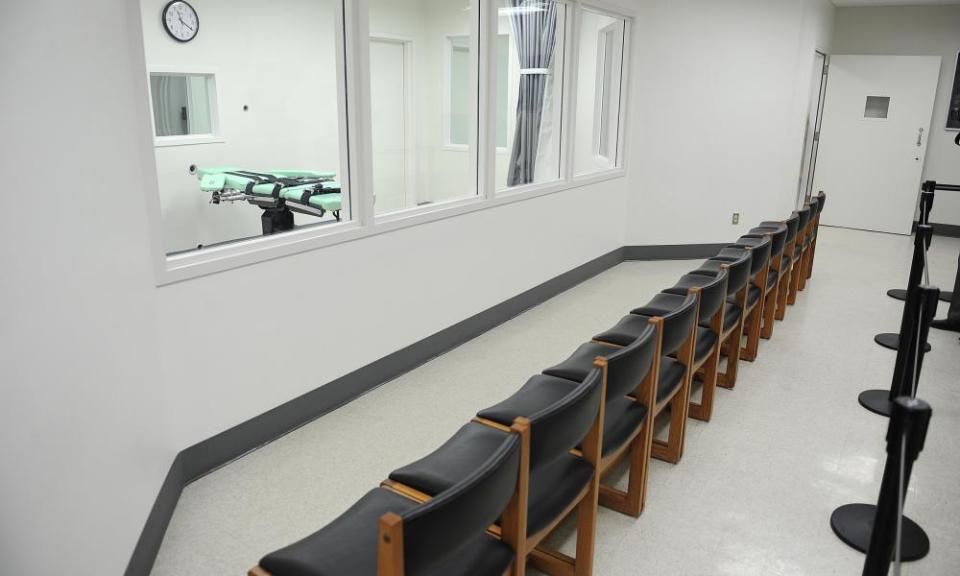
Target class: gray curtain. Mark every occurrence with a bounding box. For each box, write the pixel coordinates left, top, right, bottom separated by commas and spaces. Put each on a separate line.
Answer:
506, 1, 558, 187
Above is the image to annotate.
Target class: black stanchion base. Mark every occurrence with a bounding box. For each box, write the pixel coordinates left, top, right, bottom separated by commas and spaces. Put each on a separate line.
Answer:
874, 333, 932, 353
888, 288, 953, 303
830, 504, 930, 561
887, 289, 908, 302
859, 390, 893, 417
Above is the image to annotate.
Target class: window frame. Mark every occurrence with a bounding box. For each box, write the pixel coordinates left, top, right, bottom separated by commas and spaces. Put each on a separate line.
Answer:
133, 0, 633, 286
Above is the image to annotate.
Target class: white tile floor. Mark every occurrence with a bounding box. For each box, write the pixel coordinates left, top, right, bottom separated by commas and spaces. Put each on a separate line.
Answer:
151, 227, 960, 576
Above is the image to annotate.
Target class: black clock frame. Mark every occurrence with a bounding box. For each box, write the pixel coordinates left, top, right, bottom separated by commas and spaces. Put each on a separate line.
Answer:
161, 0, 199, 43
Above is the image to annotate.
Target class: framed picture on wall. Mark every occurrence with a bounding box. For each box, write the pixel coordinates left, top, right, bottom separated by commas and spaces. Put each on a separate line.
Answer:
948, 51, 960, 131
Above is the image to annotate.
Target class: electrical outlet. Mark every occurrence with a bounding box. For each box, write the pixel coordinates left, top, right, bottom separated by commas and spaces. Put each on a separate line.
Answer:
732, 213, 740, 225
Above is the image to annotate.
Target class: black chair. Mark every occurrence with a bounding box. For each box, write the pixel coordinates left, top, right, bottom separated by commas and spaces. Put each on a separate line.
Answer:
655, 269, 729, 422
675, 253, 752, 389
796, 197, 820, 292
541, 325, 658, 517
786, 206, 812, 305
711, 237, 772, 362
805, 191, 827, 281
741, 226, 788, 340
251, 425, 524, 576
755, 212, 801, 322
387, 368, 606, 576
593, 293, 699, 465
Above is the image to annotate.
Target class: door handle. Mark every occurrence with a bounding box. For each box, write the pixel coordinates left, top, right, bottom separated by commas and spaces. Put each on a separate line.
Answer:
917, 128, 924, 147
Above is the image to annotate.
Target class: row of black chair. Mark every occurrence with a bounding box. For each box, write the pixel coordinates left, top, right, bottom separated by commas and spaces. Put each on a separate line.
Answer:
249, 193, 828, 576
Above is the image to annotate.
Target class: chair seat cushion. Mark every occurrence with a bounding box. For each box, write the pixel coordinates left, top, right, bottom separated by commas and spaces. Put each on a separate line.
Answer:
526, 454, 594, 537
693, 326, 717, 365
597, 396, 648, 457
260, 487, 514, 576
767, 268, 779, 290
729, 285, 761, 311
657, 357, 686, 405
663, 274, 718, 296
629, 292, 688, 317
389, 422, 510, 497
476, 375, 581, 429
594, 314, 651, 347
690, 259, 729, 277
712, 303, 742, 333
543, 342, 622, 385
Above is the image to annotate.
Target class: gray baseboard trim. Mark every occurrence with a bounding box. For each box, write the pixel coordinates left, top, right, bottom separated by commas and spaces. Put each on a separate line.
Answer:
124, 456, 184, 576
624, 243, 729, 261
126, 242, 723, 575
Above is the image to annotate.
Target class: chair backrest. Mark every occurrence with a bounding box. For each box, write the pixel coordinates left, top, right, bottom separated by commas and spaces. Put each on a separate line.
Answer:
783, 213, 800, 243
746, 237, 771, 276
604, 324, 657, 399
525, 368, 604, 470
653, 293, 698, 356
741, 227, 786, 258
400, 433, 521, 575
720, 254, 751, 296
796, 206, 812, 233
692, 268, 728, 323
817, 191, 826, 214
805, 199, 819, 228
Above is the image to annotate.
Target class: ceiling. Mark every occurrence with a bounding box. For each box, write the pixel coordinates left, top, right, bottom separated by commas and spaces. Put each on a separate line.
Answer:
833, 0, 960, 6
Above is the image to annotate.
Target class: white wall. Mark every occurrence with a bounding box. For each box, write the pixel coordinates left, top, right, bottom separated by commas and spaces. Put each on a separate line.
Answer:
143, 0, 343, 254
0, 0, 834, 574
624, 0, 835, 245
832, 5, 960, 227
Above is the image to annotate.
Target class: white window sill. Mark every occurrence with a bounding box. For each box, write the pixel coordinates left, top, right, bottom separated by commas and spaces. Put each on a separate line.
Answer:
154, 135, 226, 148
157, 169, 626, 286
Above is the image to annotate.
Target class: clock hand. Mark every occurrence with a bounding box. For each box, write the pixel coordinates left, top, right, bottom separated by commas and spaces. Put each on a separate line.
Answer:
178, 16, 194, 32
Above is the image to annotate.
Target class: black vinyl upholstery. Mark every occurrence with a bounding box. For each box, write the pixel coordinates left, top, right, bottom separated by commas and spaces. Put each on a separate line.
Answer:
691, 255, 751, 298
693, 326, 717, 365
542, 326, 657, 400
657, 358, 686, 404
478, 369, 603, 471
594, 314, 656, 347
632, 293, 697, 356
390, 422, 514, 498
662, 271, 729, 324
400, 433, 520, 574
263, 431, 520, 576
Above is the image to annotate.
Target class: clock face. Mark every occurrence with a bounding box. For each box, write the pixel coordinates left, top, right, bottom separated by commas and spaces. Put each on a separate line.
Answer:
162, 1, 199, 43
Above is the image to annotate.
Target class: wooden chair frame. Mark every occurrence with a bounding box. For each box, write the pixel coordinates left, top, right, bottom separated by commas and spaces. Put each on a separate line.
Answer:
773, 221, 799, 323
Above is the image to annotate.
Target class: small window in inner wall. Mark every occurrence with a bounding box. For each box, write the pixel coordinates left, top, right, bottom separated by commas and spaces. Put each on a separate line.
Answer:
150, 73, 217, 139
574, 10, 625, 176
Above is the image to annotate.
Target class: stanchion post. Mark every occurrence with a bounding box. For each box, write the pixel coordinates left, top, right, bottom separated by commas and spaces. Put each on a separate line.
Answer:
875, 225, 934, 353
890, 286, 939, 401
862, 397, 933, 576
861, 285, 940, 416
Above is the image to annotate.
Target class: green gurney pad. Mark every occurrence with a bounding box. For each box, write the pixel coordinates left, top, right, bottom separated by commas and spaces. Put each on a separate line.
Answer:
200, 174, 227, 192
278, 185, 317, 202
308, 193, 342, 212
270, 169, 336, 180
249, 183, 280, 197
197, 166, 241, 178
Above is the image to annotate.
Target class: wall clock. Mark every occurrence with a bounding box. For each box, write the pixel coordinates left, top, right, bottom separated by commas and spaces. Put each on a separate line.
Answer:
162, 1, 199, 43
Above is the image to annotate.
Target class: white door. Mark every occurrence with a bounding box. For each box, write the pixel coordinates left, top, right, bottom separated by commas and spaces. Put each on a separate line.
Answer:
370, 38, 411, 214
813, 55, 941, 235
